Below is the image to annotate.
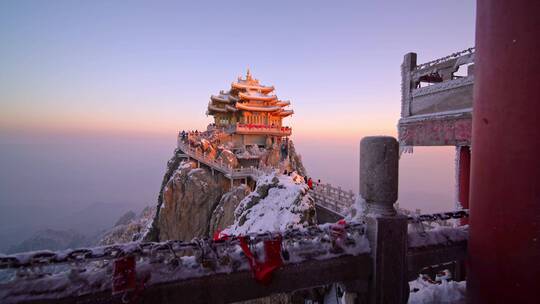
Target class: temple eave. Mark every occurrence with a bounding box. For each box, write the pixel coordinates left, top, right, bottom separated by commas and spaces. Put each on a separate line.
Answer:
232, 82, 274, 93
276, 111, 294, 117
235, 103, 282, 112
238, 92, 277, 102
210, 95, 231, 103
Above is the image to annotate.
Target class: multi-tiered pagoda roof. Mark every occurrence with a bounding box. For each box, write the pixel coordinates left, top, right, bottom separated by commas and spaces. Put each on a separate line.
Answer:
207, 70, 294, 122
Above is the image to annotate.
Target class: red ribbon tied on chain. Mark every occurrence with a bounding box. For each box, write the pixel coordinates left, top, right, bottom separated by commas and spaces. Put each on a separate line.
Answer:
239, 235, 284, 284
213, 229, 230, 241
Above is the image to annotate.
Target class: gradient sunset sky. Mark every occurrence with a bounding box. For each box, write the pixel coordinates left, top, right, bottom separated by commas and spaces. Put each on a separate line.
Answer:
0, 0, 475, 139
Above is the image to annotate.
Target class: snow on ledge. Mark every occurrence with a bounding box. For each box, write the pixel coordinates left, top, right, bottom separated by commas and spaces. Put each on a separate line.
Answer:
408, 225, 468, 248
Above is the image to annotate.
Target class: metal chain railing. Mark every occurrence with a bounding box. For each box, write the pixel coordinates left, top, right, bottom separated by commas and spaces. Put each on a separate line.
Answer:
0, 222, 367, 271
407, 210, 469, 223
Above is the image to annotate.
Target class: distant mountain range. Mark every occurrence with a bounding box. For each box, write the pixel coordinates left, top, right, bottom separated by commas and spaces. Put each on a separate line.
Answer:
6, 228, 96, 254
0, 202, 145, 253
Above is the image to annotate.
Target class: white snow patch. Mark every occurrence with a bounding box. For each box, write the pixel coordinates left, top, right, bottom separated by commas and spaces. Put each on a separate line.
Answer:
408, 226, 468, 248
344, 195, 367, 222
223, 173, 314, 235
409, 278, 466, 304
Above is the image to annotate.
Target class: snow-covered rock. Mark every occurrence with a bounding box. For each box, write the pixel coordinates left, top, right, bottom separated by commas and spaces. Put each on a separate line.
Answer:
217, 149, 239, 168
344, 195, 367, 222
223, 173, 316, 235
99, 207, 155, 245
409, 279, 466, 304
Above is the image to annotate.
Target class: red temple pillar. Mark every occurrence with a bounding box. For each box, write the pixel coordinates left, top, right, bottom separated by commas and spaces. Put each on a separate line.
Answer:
469, 1, 540, 303
457, 146, 470, 224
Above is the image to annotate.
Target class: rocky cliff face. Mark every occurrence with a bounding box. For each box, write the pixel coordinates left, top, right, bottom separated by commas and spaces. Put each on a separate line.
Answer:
209, 184, 251, 236
157, 161, 228, 241
144, 132, 311, 242
287, 141, 306, 176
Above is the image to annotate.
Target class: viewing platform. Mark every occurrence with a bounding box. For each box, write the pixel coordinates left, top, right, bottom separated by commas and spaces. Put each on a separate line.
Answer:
399, 48, 475, 147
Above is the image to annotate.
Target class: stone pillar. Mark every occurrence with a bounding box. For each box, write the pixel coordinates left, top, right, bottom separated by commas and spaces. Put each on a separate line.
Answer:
360, 136, 408, 304
360, 136, 399, 216
401, 53, 417, 118
469, 1, 540, 303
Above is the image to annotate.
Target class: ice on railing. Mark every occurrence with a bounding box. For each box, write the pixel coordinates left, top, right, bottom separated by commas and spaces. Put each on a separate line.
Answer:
408, 225, 468, 248
0, 222, 369, 304
413, 47, 475, 71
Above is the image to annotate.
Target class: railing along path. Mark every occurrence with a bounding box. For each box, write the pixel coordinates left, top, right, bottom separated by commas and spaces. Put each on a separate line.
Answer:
178, 136, 356, 216
0, 209, 469, 304
309, 183, 356, 215
177, 139, 266, 179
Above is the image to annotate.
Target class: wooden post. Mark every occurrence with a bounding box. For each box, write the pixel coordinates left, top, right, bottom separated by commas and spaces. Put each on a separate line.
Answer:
360, 136, 408, 304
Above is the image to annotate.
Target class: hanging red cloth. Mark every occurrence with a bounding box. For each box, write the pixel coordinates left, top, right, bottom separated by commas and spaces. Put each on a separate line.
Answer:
239, 236, 283, 284
112, 255, 136, 295
331, 219, 347, 237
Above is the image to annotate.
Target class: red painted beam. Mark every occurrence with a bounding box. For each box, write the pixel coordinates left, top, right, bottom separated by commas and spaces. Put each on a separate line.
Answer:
469, 1, 540, 303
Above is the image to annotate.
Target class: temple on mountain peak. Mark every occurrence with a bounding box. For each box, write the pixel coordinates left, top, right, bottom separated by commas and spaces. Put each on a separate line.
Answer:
207, 70, 293, 148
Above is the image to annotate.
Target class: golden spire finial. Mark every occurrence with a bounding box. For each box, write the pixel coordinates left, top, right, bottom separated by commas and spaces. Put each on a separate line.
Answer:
246, 68, 251, 80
